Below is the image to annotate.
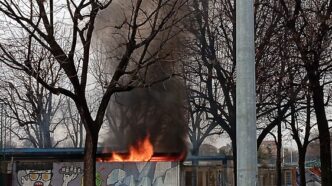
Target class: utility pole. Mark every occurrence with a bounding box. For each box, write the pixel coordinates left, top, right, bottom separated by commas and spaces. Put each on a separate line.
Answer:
236, 0, 257, 185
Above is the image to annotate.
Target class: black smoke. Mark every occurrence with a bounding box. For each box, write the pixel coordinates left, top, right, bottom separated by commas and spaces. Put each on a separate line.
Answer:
94, 0, 188, 154
108, 76, 187, 153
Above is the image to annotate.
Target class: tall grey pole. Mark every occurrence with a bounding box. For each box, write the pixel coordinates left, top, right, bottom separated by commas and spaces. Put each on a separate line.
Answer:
236, 0, 257, 185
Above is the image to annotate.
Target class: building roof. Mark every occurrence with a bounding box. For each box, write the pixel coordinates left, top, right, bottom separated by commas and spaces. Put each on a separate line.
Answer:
0, 148, 232, 162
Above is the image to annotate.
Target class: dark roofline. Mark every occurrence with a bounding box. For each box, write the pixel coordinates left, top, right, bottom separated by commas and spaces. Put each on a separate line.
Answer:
0, 148, 87, 161
0, 148, 233, 162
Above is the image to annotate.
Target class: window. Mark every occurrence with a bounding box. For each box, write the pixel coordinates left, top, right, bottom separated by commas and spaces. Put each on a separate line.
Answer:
284, 171, 292, 186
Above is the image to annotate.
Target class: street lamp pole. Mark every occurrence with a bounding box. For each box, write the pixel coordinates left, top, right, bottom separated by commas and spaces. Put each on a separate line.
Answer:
236, 0, 257, 185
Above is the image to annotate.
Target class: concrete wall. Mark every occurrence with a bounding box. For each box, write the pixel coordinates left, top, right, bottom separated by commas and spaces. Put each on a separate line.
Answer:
12, 161, 179, 186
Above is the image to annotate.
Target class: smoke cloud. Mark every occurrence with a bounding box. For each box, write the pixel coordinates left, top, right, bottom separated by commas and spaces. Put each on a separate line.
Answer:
94, 0, 188, 154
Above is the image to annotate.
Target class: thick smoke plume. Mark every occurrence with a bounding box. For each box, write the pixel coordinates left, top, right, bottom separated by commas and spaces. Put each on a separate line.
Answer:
94, 0, 188, 154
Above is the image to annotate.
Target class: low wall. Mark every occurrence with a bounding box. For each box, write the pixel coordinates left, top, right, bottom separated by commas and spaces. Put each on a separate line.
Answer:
12, 161, 179, 186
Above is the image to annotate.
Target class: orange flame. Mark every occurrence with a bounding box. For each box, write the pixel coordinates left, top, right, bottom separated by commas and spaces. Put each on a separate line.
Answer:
112, 135, 153, 162
97, 134, 186, 162
97, 135, 153, 162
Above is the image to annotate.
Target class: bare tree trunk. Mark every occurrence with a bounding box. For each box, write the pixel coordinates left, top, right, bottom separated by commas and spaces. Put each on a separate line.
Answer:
42, 92, 53, 148
276, 122, 282, 186
83, 130, 98, 186
191, 143, 199, 186
41, 119, 52, 148
307, 65, 332, 186
298, 148, 307, 186
79, 119, 83, 148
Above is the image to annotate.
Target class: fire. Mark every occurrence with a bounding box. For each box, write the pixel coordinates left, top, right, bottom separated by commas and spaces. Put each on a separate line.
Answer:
98, 135, 153, 162
112, 135, 154, 162
97, 134, 186, 162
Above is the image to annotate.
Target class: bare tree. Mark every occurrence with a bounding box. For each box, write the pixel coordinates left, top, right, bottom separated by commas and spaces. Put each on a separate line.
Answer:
185, 0, 289, 184
0, 61, 66, 148
186, 94, 223, 186
186, 99, 222, 157
274, 0, 332, 184
0, 0, 188, 185
184, 1, 237, 182
60, 98, 84, 148
287, 91, 318, 186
